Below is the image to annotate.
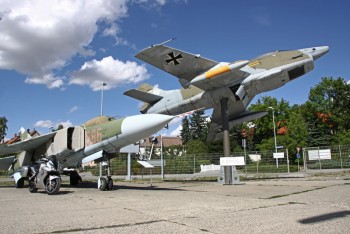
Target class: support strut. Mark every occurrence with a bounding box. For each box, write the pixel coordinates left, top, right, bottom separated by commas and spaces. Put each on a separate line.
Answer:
220, 98, 233, 185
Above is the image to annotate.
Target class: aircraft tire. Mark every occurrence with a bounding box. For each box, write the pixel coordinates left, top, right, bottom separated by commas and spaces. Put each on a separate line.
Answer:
16, 178, 25, 188
98, 177, 107, 191
28, 180, 38, 193
107, 178, 113, 190
45, 178, 61, 195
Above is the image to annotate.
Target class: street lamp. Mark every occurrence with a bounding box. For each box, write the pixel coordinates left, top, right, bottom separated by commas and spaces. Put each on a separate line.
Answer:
100, 82, 107, 116
268, 107, 277, 153
269, 106, 279, 168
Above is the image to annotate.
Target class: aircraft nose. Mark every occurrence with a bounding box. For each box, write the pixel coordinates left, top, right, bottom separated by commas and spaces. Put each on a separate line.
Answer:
312, 46, 329, 60
121, 114, 175, 141
302, 46, 329, 60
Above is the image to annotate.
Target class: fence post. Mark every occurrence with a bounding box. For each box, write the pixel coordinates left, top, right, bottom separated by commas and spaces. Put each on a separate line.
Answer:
303, 148, 307, 172
318, 147, 322, 171
287, 148, 290, 174
339, 145, 343, 169
193, 154, 196, 174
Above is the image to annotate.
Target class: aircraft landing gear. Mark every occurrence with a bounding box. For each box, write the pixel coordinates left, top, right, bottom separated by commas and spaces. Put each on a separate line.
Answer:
70, 170, 82, 186
98, 157, 114, 191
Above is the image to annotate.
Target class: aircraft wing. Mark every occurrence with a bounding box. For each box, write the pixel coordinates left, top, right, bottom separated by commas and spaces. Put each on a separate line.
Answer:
124, 89, 163, 104
207, 100, 267, 142
0, 132, 56, 156
136, 44, 218, 87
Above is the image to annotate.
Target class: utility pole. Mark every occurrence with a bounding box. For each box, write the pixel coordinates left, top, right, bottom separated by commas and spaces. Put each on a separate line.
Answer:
100, 82, 107, 116
269, 106, 278, 168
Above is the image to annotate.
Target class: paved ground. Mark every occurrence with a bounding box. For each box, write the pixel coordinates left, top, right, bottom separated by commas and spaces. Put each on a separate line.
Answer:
0, 174, 349, 233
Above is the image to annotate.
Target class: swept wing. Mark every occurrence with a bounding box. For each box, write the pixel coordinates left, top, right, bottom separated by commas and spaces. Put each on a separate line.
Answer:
136, 44, 218, 88
136, 44, 248, 91
0, 132, 56, 156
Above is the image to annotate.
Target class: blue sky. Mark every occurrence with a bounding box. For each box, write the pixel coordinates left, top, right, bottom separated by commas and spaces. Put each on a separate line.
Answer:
0, 0, 349, 139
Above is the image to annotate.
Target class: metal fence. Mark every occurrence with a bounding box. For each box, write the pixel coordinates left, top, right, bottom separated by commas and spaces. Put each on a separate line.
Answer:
3, 145, 349, 178
304, 145, 350, 170
84, 149, 299, 177
82, 145, 350, 178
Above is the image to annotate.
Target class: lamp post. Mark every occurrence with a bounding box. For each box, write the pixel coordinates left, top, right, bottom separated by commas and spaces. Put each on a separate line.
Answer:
100, 82, 107, 116
269, 106, 278, 168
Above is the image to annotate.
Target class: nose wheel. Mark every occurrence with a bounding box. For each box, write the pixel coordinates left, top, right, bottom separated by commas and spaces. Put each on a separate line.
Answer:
97, 157, 114, 191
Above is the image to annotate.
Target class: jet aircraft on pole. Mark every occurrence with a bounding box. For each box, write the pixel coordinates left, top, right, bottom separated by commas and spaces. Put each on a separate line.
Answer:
125, 41, 329, 142
124, 40, 328, 184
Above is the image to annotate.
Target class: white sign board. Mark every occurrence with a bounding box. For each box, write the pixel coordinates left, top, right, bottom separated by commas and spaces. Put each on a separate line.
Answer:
137, 160, 154, 168
273, 152, 285, 159
120, 143, 139, 153
249, 154, 261, 162
308, 149, 331, 161
220, 157, 245, 166
148, 160, 166, 167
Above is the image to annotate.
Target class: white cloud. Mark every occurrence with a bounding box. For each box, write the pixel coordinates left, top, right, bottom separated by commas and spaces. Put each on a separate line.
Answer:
170, 124, 182, 137
34, 119, 73, 129
25, 73, 65, 89
0, 0, 129, 89
69, 106, 79, 113
59, 120, 73, 128
69, 56, 150, 91
34, 120, 53, 128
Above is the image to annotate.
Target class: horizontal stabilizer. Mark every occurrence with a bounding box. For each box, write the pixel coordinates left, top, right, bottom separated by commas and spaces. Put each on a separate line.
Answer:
124, 89, 163, 104
230, 110, 267, 125
207, 110, 267, 142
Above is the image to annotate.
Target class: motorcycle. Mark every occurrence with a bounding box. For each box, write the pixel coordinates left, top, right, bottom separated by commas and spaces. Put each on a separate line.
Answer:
28, 156, 61, 195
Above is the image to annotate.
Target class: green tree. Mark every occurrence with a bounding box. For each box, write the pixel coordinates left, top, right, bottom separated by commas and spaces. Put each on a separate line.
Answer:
331, 130, 350, 145
258, 135, 297, 152
0, 116, 8, 142
286, 106, 308, 146
186, 140, 209, 154
180, 110, 209, 146
303, 77, 350, 145
180, 116, 190, 145
249, 96, 291, 147
189, 110, 208, 141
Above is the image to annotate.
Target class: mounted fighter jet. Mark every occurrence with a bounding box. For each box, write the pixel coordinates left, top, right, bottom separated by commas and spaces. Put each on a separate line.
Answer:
0, 114, 174, 190
124, 40, 329, 141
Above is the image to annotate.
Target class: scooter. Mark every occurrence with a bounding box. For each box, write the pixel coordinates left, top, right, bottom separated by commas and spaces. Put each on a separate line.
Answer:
28, 156, 61, 195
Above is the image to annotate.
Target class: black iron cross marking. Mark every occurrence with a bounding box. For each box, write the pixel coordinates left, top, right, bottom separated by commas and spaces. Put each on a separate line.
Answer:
165, 52, 183, 65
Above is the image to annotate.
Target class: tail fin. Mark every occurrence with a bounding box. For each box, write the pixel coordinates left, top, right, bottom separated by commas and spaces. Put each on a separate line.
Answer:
124, 83, 163, 113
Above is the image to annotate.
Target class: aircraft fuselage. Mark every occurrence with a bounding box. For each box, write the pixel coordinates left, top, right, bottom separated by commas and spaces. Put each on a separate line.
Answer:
141, 47, 328, 116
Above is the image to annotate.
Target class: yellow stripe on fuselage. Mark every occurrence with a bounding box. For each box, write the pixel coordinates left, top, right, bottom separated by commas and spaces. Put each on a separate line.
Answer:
205, 65, 230, 79
248, 61, 261, 67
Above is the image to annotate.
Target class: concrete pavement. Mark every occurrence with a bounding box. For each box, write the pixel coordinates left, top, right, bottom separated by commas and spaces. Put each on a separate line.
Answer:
0, 175, 349, 233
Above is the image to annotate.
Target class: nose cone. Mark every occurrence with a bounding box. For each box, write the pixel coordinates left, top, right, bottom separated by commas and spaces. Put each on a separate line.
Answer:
121, 114, 175, 142
299, 46, 329, 60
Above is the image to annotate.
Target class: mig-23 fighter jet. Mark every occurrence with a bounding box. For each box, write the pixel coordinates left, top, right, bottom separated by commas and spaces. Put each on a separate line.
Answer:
0, 113, 174, 190
124, 39, 328, 142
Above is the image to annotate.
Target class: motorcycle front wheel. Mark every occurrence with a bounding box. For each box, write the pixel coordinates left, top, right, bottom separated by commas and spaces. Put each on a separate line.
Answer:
45, 178, 61, 195
28, 180, 38, 193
